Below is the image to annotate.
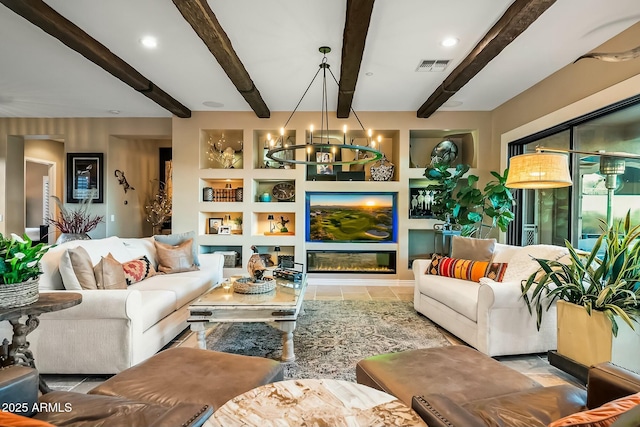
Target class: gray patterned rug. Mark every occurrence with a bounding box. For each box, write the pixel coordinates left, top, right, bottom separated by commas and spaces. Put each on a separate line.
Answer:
206, 300, 450, 381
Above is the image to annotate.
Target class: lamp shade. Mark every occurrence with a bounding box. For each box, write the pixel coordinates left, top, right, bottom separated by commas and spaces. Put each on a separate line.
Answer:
505, 152, 572, 189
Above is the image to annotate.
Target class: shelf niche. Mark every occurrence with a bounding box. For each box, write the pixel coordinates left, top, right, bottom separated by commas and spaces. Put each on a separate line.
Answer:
409, 129, 476, 169
253, 129, 296, 169
200, 129, 244, 169
305, 129, 399, 182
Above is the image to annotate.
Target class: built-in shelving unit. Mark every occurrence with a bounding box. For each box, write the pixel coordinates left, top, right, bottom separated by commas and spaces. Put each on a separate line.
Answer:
189, 122, 478, 280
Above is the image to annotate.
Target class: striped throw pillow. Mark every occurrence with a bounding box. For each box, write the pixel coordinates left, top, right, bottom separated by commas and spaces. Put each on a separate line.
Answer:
427, 255, 508, 282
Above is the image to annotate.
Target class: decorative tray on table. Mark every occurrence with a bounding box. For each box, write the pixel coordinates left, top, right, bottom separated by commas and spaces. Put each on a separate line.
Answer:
233, 277, 276, 294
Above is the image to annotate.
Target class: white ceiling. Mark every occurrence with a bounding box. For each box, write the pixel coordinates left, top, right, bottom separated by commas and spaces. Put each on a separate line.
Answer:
0, 0, 639, 118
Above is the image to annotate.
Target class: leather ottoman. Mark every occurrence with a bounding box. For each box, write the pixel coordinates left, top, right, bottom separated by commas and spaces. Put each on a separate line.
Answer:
89, 347, 284, 410
356, 345, 541, 406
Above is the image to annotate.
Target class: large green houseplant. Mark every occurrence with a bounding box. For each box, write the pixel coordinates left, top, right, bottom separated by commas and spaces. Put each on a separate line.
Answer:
520, 211, 640, 337
423, 162, 515, 237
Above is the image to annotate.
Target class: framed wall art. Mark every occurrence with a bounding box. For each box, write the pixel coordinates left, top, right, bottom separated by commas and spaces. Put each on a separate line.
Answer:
66, 153, 104, 203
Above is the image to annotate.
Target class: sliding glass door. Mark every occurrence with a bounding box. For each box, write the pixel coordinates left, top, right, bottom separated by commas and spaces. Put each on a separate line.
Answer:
509, 96, 640, 250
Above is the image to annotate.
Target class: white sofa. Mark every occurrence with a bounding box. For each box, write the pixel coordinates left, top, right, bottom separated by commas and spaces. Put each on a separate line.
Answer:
413, 242, 568, 357
20, 236, 223, 375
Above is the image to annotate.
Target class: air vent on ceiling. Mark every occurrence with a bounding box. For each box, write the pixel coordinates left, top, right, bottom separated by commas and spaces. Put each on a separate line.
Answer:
416, 59, 450, 72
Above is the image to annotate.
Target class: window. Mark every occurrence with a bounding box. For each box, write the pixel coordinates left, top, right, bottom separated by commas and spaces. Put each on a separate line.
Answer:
508, 96, 640, 251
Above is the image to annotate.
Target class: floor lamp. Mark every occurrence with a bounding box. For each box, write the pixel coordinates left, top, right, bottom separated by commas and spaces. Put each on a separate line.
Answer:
505, 147, 640, 228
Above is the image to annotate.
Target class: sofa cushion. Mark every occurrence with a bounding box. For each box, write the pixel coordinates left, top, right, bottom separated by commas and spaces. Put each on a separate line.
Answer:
154, 231, 200, 266
93, 253, 127, 290
491, 243, 523, 263
89, 347, 284, 411
154, 239, 199, 274
129, 273, 211, 310
138, 290, 177, 331
502, 244, 568, 283
122, 237, 158, 269
122, 256, 156, 286
355, 346, 541, 407
428, 255, 508, 283
59, 246, 97, 290
418, 273, 481, 321
549, 392, 640, 427
451, 236, 496, 261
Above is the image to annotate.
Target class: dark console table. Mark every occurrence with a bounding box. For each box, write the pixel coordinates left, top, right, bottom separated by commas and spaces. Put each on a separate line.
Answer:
0, 292, 82, 392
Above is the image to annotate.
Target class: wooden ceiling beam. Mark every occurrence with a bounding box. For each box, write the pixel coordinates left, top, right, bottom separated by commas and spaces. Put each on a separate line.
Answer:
173, 0, 270, 118
0, 0, 191, 118
337, 0, 376, 119
417, 0, 557, 118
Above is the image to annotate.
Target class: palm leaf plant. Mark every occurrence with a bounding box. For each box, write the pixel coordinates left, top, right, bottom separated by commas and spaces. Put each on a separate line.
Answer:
521, 211, 640, 336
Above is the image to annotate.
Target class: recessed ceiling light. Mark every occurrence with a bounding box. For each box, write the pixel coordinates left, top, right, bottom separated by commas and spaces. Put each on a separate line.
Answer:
441, 37, 459, 47
108, 109, 121, 115
140, 36, 158, 49
203, 101, 224, 108
365, 72, 373, 76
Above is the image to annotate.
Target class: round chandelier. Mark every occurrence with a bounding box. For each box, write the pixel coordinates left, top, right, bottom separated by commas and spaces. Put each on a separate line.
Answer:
266, 46, 383, 167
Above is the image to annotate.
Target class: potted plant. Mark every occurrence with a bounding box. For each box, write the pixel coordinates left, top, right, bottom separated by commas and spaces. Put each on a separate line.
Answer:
0, 233, 52, 308
521, 211, 640, 368
423, 163, 515, 237
48, 196, 104, 243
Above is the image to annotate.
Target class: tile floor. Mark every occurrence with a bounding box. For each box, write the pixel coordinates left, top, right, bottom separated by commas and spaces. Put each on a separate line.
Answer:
42, 285, 583, 392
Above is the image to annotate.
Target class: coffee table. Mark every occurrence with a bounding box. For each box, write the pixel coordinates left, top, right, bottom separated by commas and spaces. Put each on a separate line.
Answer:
207, 378, 427, 427
188, 275, 307, 362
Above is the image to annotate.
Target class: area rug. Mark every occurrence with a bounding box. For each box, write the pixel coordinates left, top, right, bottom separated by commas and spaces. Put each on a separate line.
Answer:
206, 300, 450, 381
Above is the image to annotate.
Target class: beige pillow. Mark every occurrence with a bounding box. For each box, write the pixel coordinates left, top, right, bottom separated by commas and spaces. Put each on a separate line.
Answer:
451, 236, 496, 261
65, 246, 98, 290
154, 239, 199, 274
93, 253, 127, 290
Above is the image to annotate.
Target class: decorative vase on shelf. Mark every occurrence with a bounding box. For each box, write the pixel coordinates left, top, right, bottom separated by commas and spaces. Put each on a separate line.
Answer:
56, 233, 91, 244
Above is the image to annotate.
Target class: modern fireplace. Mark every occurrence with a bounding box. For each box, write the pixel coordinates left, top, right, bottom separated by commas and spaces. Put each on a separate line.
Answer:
306, 250, 396, 274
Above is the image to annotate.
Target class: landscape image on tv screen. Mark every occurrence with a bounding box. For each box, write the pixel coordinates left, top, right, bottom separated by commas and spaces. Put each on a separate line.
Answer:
306, 192, 396, 242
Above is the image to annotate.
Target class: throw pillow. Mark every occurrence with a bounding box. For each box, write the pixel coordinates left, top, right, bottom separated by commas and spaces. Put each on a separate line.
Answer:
154, 231, 200, 266
122, 255, 156, 285
548, 392, 640, 427
154, 239, 199, 274
93, 253, 127, 290
501, 244, 568, 283
451, 236, 496, 261
0, 412, 54, 427
428, 254, 508, 282
59, 246, 98, 290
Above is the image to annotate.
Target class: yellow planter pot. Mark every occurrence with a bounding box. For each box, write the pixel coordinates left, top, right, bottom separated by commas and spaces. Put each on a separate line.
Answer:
557, 300, 640, 371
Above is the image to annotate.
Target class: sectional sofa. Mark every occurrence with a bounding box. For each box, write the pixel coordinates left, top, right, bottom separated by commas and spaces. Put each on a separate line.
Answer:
16, 235, 223, 374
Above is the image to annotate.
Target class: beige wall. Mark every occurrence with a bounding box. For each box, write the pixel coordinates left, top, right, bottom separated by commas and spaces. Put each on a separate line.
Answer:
0, 118, 171, 236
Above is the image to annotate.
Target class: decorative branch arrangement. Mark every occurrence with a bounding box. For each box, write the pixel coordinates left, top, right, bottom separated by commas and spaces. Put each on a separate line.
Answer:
145, 180, 172, 233
48, 196, 104, 234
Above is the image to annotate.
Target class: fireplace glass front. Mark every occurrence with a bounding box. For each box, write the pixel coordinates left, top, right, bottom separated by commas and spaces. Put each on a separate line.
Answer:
306, 250, 396, 274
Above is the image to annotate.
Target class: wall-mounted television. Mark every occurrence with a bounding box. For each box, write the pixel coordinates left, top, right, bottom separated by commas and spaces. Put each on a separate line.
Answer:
306, 192, 397, 243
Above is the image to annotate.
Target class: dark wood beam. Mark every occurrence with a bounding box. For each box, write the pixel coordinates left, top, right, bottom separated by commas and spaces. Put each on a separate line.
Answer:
417, 0, 557, 118
337, 0, 375, 118
173, 0, 270, 118
0, 0, 191, 118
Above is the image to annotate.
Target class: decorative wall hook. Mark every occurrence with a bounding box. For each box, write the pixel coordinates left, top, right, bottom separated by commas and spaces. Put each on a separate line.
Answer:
114, 170, 135, 193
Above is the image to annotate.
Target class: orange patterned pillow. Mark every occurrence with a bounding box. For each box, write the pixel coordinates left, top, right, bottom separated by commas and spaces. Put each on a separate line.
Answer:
427, 254, 508, 282
0, 412, 54, 426
549, 392, 640, 427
